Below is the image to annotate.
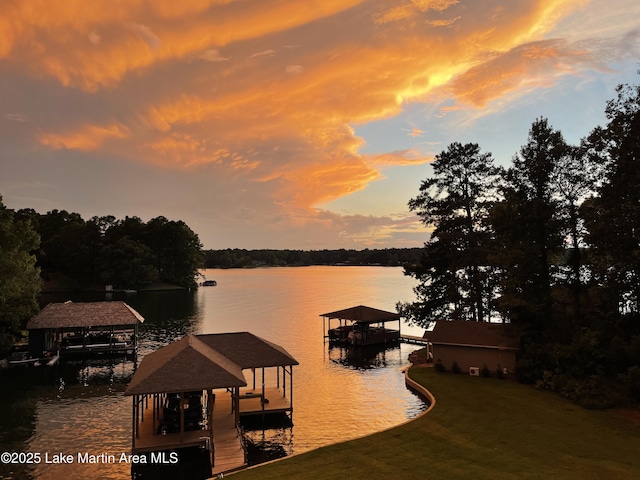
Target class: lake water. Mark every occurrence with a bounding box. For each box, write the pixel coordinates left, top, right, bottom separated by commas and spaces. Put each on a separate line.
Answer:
0, 266, 427, 480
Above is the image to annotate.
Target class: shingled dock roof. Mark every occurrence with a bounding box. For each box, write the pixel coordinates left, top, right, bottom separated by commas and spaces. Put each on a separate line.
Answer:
425, 320, 521, 350
125, 333, 298, 396
319, 305, 401, 324
125, 335, 247, 395
26, 301, 144, 330
197, 332, 299, 369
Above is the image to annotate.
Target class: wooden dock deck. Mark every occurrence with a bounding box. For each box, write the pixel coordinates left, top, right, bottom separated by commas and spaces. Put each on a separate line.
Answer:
212, 387, 292, 417
131, 392, 266, 476
210, 387, 291, 475
401, 334, 429, 346
132, 400, 212, 454
211, 394, 246, 475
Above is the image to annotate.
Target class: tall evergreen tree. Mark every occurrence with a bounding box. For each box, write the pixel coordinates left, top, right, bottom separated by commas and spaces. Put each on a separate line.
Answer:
399, 142, 500, 327
552, 142, 601, 328
491, 118, 567, 331
582, 78, 640, 318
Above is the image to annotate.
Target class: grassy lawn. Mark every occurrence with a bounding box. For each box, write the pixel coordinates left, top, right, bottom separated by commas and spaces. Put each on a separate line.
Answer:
230, 366, 640, 479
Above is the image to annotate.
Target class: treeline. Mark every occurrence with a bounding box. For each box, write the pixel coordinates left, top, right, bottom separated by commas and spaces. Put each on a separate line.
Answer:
13, 210, 204, 289
399, 77, 640, 408
0, 197, 40, 354
203, 248, 423, 268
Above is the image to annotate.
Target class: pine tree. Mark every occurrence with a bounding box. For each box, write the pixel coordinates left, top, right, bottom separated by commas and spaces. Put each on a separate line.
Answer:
491, 118, 567, 331
399, 143, 500, 327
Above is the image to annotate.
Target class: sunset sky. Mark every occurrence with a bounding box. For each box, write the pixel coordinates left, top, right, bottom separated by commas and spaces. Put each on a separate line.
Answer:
1, 0, 639, 249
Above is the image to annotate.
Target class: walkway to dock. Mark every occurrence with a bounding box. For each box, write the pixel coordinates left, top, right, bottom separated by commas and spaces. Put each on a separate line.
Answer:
211, 394, 246, 476
210, 387, 292, 475
401, 334, 429, 346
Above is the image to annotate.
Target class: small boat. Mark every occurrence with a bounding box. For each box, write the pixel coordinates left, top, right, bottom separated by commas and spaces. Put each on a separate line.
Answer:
202, 280, 217, 286
45, 355, 60, 367
33, 351, 61, 367
8, 352, 41, 367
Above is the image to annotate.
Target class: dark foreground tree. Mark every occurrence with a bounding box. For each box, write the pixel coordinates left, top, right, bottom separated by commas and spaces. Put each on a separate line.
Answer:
145, 216, 204, 288
583, 78, 640, 317
552, 141, 602, 330
0, 196, 41, 355
96, 237, 158, 289
491, 118, 567, 332
398, 143, 501, 327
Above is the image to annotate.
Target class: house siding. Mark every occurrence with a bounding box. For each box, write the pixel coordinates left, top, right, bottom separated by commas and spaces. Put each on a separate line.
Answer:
433, 345, 517, 374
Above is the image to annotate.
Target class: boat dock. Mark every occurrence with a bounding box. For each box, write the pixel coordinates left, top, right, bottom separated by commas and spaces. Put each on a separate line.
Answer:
26, 301, 143, 358
125, 333, 298, 477
321, 305, 402, 346
130, 396, 214, 454
211, 395, 246, 476
400, 334, 429, 346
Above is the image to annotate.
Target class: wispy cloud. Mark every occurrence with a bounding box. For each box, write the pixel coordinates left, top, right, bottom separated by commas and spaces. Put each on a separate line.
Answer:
249, 49, 276, 59
197, 49, 229, 62
4, 113, 29, 122
1, 0, 637, 248
404, 127, 424, 138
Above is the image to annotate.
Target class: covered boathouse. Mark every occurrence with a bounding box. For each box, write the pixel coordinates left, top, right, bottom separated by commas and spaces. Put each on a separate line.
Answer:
124, 332, 298, 477
26, 301, 143, 357
425, 320, 522, 375
321, 305, 402, 346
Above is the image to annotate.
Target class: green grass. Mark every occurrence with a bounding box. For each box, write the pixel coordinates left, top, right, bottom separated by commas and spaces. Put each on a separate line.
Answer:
230, 366, 640, 479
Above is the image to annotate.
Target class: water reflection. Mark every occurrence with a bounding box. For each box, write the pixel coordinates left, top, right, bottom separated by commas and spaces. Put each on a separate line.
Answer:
328, 344, 401, 370
2, 267, 426, 479
245, 427, 294, 466
128, 290, 203, 353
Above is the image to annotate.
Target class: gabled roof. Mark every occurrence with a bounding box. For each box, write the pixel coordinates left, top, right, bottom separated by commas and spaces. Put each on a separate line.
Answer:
125, 332, 299, 396
27, 301, 144, 330
196, 332, 299, 368
319, 305, 400, 324
425, 320, 521, 350
125, 335, 247, 395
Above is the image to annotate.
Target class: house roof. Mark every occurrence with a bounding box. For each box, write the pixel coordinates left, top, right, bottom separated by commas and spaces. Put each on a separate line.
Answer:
125, 335, 247, 395
425, 320, 521, 350
196, 332, 299, 368
125, 332, 299, 396
319, 305, 401, 324
26, 301, 144, 330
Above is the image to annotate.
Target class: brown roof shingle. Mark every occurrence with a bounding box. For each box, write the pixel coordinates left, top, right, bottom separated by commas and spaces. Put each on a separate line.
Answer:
26, 301, 144, 330
196, 332, 299, 368
425, 320, 521, 350
125, 335, 247, 395
125, 332, 299, 396
319, 305, 400, 323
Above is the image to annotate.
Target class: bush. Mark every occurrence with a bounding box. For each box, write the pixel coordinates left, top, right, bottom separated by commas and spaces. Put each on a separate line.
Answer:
536, 370, 628, 409
625, 365, 640, 401
435, 358, 446, 372
481, 363, 491, 378
452, 361, 461, 374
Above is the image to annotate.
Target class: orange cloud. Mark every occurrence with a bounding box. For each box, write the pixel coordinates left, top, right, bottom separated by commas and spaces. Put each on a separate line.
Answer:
375, 0, 459, 25
23, 0, 595, 217
39, 122, 130, 150
0, 0, 364, 91
365, 150, 432, 167
448, 38, 593, 108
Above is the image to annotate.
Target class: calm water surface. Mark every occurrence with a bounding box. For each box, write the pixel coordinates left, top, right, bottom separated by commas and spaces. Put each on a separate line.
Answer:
0, 266, 426, 480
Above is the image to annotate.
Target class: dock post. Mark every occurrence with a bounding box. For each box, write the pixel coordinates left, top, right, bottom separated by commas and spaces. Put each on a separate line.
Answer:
131, 396, 137, 445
